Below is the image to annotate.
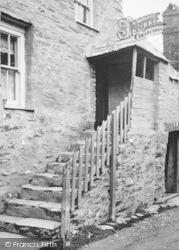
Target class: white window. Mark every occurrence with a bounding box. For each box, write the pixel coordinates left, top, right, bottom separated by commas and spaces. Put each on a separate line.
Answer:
75, 0, 93, 27
0, 22, 25, 109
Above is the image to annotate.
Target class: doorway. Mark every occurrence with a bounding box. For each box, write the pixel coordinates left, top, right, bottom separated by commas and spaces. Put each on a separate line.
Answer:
95, 49, 132, 128
165, 131, 179, 193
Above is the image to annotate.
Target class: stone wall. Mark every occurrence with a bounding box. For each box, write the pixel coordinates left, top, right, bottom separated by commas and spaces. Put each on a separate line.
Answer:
0, 0, 123, 194
157, 62, 179, 130
163, 4, 179, 71
70, 131, 167, 230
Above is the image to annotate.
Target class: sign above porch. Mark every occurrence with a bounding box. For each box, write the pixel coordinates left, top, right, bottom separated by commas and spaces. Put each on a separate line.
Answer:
117, 13, 164, 40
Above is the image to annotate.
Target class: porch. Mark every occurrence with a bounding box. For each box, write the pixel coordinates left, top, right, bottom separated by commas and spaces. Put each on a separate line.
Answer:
87, 39, 169, 131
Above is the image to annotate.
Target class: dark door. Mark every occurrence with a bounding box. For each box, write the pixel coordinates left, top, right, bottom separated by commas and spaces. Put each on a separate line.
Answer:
95, 64, 108, 129
165, 131, 179, 193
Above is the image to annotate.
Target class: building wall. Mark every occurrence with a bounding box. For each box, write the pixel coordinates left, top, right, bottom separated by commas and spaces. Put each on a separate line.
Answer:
163, 4, 179, 71
156, 62, 179, 130
70, 131, 167, 230
0, 0, 123, 194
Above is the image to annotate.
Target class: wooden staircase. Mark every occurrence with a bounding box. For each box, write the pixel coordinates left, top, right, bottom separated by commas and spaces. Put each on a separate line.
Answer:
0, 93, 132, 243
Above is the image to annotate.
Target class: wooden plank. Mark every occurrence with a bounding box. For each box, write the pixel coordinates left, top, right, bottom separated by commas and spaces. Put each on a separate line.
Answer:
134, 76, 155, 86
61, 162, 71, 241
134, 79, 155, 91
71, 153, 77, 212
84, 139, 89, 192
77, 146, 83, 207
133, 87, 155, 99
101, 121, 106, 172
107, 115, 111, 166
116, 106, 120, 154
143, 56, 147, 78
90, 133, 95, 188
96, 126, 101, 177
124, 97, 127, 142
120, 101, 124, 143
110, 111, 117, 221
128, 93, 131, 129
130, 47, 137, 90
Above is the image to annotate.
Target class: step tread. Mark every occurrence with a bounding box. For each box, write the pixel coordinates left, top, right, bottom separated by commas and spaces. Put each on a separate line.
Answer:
0, 215, 61, 230
22, 184, 62, 192
6, 199, 62, 212
0, 232, 28, 238
34, 173, 62, 178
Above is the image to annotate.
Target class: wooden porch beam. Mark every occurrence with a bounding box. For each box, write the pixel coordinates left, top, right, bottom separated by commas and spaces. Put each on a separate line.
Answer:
143, 56, 147, 79
130, 47, 137, 90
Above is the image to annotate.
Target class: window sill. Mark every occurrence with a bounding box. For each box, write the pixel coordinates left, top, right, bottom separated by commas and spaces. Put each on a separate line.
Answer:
76, 21, 99, 33
4, 105, 34, 112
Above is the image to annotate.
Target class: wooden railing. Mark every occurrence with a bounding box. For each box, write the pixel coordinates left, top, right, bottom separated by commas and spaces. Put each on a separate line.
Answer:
61, 92, 132, 242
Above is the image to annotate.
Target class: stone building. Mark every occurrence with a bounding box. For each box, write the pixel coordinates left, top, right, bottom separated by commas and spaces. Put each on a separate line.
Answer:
163, 3, 179, 71
0, 0, 179, 242
0, 0, 122, 194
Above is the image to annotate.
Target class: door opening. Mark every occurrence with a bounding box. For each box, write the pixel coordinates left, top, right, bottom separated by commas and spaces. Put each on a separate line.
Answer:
165, 131, 179, 193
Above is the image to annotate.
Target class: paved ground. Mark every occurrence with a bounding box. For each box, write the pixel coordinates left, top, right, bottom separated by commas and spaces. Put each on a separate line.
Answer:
79, 207, 179, 250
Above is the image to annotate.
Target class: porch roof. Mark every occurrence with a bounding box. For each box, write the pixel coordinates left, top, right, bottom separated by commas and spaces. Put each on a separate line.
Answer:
86, 37, 169, 63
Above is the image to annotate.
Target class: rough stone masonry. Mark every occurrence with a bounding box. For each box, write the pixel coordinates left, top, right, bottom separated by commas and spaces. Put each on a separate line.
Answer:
0, 0, 123, 199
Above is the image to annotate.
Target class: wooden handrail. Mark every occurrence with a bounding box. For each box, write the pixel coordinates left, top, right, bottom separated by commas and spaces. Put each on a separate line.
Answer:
61, 92, 132, 241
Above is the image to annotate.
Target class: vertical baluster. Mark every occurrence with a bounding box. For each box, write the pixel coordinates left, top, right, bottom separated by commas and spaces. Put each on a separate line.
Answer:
120, 101, 124, 143
116, 106, 120, 154
128, 93, 131, 129
124, 97, 127, 142
90, 133, 95, 188
84, 139, 89, 192
107, 115, 111, 166
110, 111, 117, 221
77, 146, 83, 207
71, 153, 77, 212
96, 126, 101, 177
101, 121, 106, 172
61, 162, 71, 241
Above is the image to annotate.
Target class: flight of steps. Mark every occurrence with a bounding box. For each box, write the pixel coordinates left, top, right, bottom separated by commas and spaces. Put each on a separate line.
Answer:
0, 160, 69, 240
0, 130, 97, 240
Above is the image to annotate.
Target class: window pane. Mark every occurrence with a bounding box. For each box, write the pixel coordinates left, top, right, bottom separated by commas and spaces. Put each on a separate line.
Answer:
1, 33, 8, 65
10, 36, 17, 67
136, 53, 144, 78
1, 69, 7, 99
8, 70, 16, 100
146, 58, 154, 81
83, 7, 87, 23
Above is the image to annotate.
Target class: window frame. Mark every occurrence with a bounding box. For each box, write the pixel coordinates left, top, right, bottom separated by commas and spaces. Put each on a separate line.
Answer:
0, 21, 25, 109
75, 0, 93, 28
136, 52, 155, 81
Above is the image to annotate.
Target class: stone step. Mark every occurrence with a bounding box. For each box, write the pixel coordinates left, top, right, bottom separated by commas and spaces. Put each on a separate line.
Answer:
46, 161, 92, 176
31, 173, 63, 187
56, 152, 74, 163
5, 199, 61, 222
45, 162, 66, 175
20, 184, 63, 203
0, 215, 61, 239
0, 231, 28, 238
32, 173, 85, 188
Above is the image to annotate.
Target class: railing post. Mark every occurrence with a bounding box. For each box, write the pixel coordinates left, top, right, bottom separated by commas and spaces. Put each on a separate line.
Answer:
61, 162, 71, 244
109, 111, 117, 221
